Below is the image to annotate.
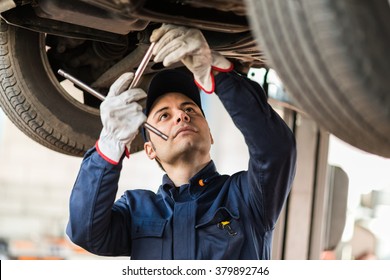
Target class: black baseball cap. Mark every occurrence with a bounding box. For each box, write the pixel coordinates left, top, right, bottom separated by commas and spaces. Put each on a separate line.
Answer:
145, 68, 204, 117
142, 68, 204, 142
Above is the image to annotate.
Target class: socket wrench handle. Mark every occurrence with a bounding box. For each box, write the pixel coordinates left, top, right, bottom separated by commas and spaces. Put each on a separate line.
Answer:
58, 69, 105, 101
129, 42, 156, 89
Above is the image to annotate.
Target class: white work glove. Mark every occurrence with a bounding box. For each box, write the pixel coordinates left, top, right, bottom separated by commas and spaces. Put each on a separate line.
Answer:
150, 24, 233, 93
96, 72, 147, 165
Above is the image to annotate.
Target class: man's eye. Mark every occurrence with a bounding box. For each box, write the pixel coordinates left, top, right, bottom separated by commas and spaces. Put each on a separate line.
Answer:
159, 113, 168, 121
185, 107, 195, 113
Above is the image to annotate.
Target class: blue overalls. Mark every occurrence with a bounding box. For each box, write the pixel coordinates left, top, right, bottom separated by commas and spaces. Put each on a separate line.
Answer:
66, 71, 297, 259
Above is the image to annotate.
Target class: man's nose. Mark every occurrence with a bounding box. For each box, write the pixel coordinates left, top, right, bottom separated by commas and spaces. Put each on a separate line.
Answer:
176, 111, 190, 124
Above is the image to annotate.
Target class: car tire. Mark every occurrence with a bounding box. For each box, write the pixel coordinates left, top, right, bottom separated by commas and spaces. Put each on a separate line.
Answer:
0, 21, 146, 157
245, 0, 390, 157
0, 21, 102, 156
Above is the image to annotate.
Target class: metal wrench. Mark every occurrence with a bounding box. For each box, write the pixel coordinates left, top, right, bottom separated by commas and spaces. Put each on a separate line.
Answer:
57, 42, 169, 141
129, 42, 156, 89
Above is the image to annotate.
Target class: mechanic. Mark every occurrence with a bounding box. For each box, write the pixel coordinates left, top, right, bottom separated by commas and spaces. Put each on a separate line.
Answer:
66, 24, 297, 260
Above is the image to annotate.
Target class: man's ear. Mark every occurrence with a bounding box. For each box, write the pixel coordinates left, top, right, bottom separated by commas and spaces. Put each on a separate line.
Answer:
144, 141, 156, 160
210, 131, 214, 145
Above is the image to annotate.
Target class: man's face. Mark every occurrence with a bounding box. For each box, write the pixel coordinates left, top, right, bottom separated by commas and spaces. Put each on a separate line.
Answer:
144, 92, 213, 166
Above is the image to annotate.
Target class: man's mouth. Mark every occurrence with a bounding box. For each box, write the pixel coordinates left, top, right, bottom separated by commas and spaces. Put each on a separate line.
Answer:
174, 125, 198, 138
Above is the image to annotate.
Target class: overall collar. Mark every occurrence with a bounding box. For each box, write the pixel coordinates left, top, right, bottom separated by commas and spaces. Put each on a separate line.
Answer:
161, 161, 220, 202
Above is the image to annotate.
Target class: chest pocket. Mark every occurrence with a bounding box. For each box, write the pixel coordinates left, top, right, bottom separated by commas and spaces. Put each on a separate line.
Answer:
131, 218, 166, 260
195, 207, 244, 259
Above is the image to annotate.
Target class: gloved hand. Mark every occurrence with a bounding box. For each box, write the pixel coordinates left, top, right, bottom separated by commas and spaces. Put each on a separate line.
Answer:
96, 72, 147, 165
150, 24, 233, 93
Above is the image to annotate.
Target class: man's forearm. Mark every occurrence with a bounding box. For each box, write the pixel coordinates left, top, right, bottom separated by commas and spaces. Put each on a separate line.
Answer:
66, 147, 122, 252
214, 71, 295, 155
